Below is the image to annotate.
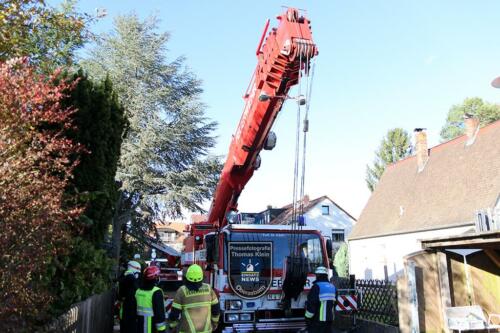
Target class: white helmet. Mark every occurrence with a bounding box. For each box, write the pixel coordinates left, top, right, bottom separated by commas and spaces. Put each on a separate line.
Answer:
127, 260, 141, 274
133, 253, 141, 259
315, 266, 328, 275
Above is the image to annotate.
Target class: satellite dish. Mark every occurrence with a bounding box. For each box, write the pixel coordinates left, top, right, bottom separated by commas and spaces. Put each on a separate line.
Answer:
491, 76, 500, 88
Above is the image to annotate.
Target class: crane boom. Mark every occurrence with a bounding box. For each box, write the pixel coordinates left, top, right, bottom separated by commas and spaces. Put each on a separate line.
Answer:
207, 8, 318, 228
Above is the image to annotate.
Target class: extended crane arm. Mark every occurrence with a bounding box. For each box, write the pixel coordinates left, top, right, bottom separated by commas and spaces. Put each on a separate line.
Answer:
207, 8, 317, 228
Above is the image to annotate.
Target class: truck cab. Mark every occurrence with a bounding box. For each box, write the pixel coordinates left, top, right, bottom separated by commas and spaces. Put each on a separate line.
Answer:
202, 224, 331, 331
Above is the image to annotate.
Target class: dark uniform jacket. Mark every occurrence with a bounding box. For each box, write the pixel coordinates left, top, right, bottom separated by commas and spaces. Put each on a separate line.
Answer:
305, 276, 337, 322
119, 270, 139, 333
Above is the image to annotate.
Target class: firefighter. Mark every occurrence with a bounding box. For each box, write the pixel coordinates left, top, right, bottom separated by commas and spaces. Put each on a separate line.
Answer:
134, 253, 147, 272
305, 266, 337, 333
135, 266, 167, 333
119, 260, 141, 333
167, 264, 220, 333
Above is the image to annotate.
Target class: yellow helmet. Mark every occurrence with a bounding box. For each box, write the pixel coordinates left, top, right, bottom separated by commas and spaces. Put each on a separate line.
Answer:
186, 264, 203, 282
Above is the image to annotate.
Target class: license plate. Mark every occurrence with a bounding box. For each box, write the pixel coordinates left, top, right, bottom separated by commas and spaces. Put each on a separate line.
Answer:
267, 293, 281, 300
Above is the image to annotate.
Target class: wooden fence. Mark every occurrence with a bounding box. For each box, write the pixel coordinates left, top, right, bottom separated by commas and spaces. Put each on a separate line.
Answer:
38, 289, 115, 333
356, 279, 399, 327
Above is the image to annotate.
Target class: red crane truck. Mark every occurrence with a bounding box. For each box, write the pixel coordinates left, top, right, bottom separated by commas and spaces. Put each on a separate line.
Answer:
183, 8, 332, 332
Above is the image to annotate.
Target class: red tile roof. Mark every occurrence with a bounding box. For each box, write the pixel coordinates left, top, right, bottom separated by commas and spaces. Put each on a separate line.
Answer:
271, 195, 356, 225
349, 120, 500, 240
156, 221, 187, 234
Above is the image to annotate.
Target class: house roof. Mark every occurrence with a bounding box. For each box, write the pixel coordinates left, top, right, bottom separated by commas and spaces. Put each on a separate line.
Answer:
270, 195, 356, 225
156, 221, 187, 234
190, 214, 207, 223
349, 120, 500, 241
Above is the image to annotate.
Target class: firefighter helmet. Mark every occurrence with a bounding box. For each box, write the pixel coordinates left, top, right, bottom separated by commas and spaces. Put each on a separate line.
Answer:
143, 265, 160, 281
315, 266, 328, 275
127, 260, 141, 273
186, 264, 203, 282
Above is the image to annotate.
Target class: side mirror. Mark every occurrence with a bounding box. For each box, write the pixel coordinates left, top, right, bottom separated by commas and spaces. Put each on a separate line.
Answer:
326, 239, 333, 260
205, 234, 218, 263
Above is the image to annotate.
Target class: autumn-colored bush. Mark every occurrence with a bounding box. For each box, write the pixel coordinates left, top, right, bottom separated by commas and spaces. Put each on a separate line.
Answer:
0, 58, 82, 328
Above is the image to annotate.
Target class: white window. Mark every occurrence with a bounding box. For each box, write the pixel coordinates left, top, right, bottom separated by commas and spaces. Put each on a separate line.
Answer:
161, 231, 176, 242
332, 229, 344, 242
321, 205, 330, 215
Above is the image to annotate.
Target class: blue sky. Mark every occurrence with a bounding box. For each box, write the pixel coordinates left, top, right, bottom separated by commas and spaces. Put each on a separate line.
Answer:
57, 1, 500, 218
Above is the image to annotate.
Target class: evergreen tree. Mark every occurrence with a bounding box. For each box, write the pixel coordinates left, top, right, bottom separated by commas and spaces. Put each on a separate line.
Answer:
82, 14, 221, 274
366, 128, 411, 192
44, 71, 127, 312
65, 71, 126, 245
440, 97, 500, 141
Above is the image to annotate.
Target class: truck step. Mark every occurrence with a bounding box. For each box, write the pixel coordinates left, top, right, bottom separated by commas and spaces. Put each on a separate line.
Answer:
222, 320, 306, 332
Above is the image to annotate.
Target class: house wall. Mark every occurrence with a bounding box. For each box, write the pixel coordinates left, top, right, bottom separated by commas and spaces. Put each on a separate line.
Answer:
157, 229, 185, 252
349, 225, 473, 281
304, 198, 355, 244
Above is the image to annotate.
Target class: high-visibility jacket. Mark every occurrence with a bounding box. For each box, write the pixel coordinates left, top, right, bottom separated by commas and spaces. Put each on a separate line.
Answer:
135, 286, 167, 333
168, 283, 220, 333
305, 280, 337, 322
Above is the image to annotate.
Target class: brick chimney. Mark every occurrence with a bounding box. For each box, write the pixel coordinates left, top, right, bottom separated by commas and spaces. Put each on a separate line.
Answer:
464, 113, 480, 144
414, 128, 428, 172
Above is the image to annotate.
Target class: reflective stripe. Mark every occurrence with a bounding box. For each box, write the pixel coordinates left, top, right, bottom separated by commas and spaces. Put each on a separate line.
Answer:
204, 306, 211, 332
137, 306, 154, 316
183, 308, 197, 333
156, 321, 167, 330
305, 310, 314, 318
212, 314, 220, 322
137, 305, 154, 314
183, 301, 211, 309
319, 301, 326, 321
211, 298, 219, 305
182, 285, 211, 298
169, 321, 178, 328
137, 310, 154, 317
124, 269, 135, 276
172, 302, 182, 310
319, 295, 336, 301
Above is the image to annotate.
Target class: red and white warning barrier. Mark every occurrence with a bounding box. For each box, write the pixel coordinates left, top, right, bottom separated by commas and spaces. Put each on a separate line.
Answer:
336, 294, 358, 311
165, 298, 173, 315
